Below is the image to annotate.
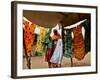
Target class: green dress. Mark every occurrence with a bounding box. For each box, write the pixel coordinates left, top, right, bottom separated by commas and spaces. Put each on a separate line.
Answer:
42, 29, 52, 56
63, 29, 73, 58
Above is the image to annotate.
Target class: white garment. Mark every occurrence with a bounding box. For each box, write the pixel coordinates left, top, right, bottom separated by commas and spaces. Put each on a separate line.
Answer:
50, 39, 63, 64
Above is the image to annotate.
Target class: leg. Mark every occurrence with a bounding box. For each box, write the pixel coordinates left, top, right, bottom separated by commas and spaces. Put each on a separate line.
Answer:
26, 53, 31, 69
58, 64, 61, 67
48, 62, 52, 68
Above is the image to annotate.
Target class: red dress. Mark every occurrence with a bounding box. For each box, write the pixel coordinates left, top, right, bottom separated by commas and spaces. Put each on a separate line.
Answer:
73, 25, 85, 60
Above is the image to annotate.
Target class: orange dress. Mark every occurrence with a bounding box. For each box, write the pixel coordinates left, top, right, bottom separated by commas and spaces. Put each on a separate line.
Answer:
73, 25, 85, 60
23, 21, 36, 55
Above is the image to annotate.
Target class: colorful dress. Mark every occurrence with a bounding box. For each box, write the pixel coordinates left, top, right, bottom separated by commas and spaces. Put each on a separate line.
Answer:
42, 29, 53, 62
35, 27, 48, 55
63, 29, 73, 58
73, 25, 85, 60
23, 21, 36, 56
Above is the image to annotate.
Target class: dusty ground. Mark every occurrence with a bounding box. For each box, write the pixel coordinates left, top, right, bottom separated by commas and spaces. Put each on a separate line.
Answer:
23, 52, 91, 69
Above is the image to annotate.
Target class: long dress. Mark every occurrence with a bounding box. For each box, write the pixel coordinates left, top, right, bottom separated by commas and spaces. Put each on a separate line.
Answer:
50, 39, 63, 64
82, 20, 91, 53
73, 25, 85, 60
43, 29, 53, 62
23, 21, 36, 56
63, 29, 73, 58
45, 43, 52, 62
35, 27, 48, 55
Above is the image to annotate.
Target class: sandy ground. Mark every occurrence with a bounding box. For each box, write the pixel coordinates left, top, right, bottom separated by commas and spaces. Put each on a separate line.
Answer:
23, 52, 91, 69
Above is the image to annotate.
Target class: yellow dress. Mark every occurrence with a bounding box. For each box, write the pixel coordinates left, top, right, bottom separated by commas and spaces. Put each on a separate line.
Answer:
35, 27, 48, 54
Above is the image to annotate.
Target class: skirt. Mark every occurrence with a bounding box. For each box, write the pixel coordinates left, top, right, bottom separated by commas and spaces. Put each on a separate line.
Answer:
45, 48, 53, 62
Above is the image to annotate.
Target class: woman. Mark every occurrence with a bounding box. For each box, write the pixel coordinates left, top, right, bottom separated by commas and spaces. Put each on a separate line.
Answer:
45, 36, 53, 68
43, 29, 53, 68
50, 29, 63, 68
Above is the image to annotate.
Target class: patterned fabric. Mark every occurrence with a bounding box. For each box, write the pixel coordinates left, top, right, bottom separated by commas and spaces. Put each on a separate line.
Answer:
73, 25, 85, 60
63, 29, 73, 58
35, 27, 48, 55
23, 21, 36, 55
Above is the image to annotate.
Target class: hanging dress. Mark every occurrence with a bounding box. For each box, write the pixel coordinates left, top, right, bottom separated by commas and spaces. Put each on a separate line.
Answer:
73, 25, 85, 60
82, 20, 91, 53
63, 29, 73, 58
35, 27, 48, 55
23, 21, 36, 56
50, 39, 63, 64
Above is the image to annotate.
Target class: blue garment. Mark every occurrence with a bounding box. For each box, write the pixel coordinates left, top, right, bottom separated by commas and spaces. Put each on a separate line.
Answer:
50, 39, 63, 64
47, 43, 52, 48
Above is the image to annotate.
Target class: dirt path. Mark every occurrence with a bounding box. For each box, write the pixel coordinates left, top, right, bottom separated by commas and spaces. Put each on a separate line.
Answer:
23, 52, 90, 69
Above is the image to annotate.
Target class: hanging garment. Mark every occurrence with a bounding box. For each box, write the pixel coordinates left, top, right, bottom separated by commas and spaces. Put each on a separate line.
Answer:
50, 39, 63, 64
35, 27, 48, 55
73, 25, 85, 60
82, 20, 91, 53
23, 22, 36, 55
63, 29, 73, 58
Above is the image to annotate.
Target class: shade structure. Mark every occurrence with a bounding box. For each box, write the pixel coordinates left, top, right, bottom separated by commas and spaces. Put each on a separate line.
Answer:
23, 11, 64, 27
23, 10, 90, 28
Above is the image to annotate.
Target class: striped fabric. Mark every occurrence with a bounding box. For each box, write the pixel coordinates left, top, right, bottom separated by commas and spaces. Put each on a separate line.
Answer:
73, 25, 85, 60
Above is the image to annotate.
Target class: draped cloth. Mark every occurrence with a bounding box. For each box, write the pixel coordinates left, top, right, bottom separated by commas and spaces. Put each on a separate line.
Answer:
63, 29, 73, 58
82, 20, 91, 53
35, 27, 48, 55
73, 25, 85, 60
50, 39, 63, 64
23, 21, 36, 55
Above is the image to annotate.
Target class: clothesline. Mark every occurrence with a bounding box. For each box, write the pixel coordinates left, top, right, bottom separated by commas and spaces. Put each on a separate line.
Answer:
23, 16, 87, 29
23, 17, 32, 25
64, 19, 87, 29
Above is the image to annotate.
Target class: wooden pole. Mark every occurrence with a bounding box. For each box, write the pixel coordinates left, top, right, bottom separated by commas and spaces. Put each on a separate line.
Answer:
71, 58, 73, 67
